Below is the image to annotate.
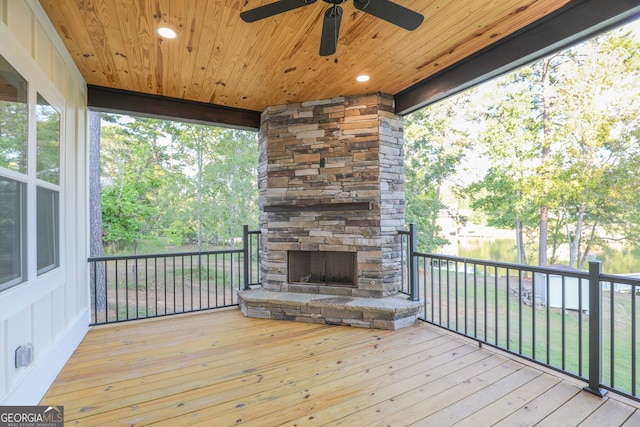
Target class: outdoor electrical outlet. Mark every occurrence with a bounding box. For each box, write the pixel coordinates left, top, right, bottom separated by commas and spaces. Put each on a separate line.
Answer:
15, 343, 34, 368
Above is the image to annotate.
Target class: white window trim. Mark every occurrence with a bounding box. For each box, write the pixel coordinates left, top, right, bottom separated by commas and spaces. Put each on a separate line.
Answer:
0, 45, 66, 292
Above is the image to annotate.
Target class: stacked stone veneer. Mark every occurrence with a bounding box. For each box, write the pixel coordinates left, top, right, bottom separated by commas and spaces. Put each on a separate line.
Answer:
239, 92, 422, 329
258, 92, 405, 297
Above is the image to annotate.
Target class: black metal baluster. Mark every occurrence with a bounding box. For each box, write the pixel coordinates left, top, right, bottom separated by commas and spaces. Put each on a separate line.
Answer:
562, 274, 566, 371
611, 280, 615, 389
495, 266, 498, 345
484, 265, 488, 342
532, 272, 536, 360
506, 267, 510, 350
546, 273, 550, 364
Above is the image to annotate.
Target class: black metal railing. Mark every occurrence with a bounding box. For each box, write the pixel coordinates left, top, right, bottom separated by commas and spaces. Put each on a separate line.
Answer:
244, 226, 261, 290
399, 224, 418, 301
89, 226, 260, 325
401, 224, 640, 402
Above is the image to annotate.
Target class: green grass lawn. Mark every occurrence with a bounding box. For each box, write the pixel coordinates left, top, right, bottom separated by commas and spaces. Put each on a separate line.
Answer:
421, 267, 639, 397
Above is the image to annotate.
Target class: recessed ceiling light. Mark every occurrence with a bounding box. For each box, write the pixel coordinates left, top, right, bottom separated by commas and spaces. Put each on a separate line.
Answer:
157, 26, 177, 39
356, 74, 370, 82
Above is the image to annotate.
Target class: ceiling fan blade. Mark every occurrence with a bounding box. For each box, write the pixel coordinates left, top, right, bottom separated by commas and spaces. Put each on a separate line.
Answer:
353, 0, 423, 31
319, 5, 343, 56
240, 0, 317, 23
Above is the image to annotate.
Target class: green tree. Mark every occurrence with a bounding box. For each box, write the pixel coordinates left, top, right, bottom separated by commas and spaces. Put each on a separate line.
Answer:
99, 114, 259, 253
543, 32, 640, 268
404, 94, 473, 252
100, 117, 165, 251
468, 29, 640, 268
158, 124, 258, 248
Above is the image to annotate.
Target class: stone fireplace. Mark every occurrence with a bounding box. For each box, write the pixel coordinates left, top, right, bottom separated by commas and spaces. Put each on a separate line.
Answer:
238, 93, 421, 329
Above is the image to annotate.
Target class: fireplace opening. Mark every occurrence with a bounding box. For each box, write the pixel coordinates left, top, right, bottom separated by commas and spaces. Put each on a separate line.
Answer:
288, 251, 356, 287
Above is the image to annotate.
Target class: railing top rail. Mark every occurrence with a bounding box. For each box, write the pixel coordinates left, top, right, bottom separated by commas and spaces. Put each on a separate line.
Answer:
599, 273, 640, 286
414, 251, 594, 279
88, 248, 244, 262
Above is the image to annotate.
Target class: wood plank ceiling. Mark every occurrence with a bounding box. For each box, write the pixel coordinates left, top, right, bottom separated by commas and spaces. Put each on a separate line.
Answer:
38, 0, 638, 128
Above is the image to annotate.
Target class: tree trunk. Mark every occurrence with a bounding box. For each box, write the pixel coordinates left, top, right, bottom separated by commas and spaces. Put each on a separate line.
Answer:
539, 205, 548, 266
515, 217, 527, 265
196, 135, 203, 252
568, 205, 585, 268
538, 58, 552, 267
89, 111, 106, 312
577, 222, 598, 270
431, 181, 441, 244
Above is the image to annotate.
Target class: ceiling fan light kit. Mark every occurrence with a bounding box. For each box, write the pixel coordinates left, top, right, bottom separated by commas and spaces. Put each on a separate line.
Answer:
240, 0, 424, 56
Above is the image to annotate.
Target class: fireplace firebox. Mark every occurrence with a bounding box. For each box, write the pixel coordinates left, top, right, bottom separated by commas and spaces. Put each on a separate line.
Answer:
288, 251, 356, 287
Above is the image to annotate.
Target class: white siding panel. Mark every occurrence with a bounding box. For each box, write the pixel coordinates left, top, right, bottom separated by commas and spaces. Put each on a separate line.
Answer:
53, 51, 66, 94
51, 286, 66, 344
74, 83, 89, 316
6, 0, 33, 56
33, 296, 53, 355
65, 79, 79, 321
6, 308, 32, 390
0, 0, 88, 405
0, 322, 6, 397
65, 279, 78, 326
35, 21, 52, 77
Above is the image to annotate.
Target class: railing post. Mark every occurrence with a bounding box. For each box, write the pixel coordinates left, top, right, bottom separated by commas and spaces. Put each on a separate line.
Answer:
409, 223, 419, 301
584, 260, 607, 397
242, 225, 250, 290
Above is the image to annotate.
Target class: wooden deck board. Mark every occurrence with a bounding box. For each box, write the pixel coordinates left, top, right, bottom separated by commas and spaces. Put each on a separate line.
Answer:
412, 366, 543, 426
537, 389, 608, 426
454, 373, 563, 426
41, 308, 640, 426
578, 399, 637, 427
493, 381, 583, 426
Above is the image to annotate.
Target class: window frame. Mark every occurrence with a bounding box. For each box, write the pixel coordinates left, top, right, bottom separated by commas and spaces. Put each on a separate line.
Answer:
0, 49, 65, 292
35, 92, 62, 276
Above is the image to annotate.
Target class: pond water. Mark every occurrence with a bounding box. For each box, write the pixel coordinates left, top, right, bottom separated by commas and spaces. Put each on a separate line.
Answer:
456, 238, 640, 275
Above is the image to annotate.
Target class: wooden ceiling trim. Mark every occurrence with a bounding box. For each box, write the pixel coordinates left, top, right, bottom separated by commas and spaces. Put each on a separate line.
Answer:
395, 0, 640, 115
87, 85, 261, 130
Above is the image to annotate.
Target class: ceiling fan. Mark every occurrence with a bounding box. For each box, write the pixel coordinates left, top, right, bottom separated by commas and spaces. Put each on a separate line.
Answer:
240, 0, 424, 56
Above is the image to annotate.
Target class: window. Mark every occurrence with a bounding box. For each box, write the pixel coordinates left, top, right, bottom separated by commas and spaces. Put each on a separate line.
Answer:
37, 186, 59, 274
0, 54, 28, 290
0, 56, 28, 173
0, 177, 26, 291
36, 94, 60, 275
0, 53, 62, 290
36, 94, 60, 185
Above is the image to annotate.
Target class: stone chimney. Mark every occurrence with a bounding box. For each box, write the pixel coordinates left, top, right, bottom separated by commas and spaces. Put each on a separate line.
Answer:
239, 93, 421, 329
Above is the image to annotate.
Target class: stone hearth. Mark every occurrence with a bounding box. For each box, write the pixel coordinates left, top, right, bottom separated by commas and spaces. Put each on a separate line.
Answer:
238, 93, 421, 329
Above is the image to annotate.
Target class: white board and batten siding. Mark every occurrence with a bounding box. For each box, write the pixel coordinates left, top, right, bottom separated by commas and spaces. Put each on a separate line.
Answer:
0, 0, 89, 404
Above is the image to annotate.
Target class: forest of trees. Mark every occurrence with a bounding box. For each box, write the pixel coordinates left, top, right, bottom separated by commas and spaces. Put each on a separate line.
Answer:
98, 26, 640, 270
97, 115, 258, 254
405, 26, 640, 269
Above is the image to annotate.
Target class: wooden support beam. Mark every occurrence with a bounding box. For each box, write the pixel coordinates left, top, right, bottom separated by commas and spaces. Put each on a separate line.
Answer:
395, 0, 640, 115
87, 85, 261, 130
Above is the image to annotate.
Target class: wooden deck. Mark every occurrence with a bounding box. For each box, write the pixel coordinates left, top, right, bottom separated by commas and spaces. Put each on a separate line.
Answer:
42, 308, 640, 426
